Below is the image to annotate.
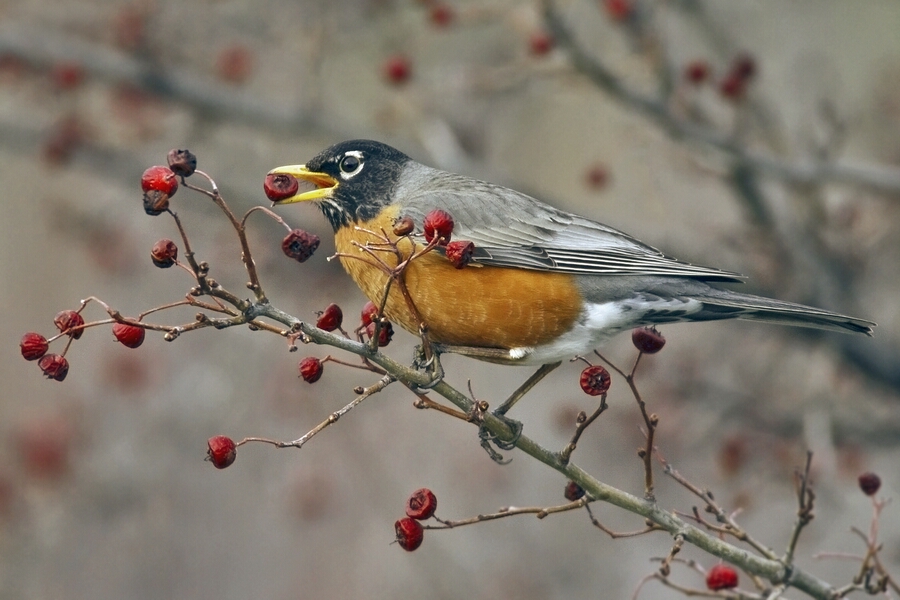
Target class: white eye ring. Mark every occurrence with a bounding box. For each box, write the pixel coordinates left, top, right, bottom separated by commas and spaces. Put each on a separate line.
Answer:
338, 151, 364, 179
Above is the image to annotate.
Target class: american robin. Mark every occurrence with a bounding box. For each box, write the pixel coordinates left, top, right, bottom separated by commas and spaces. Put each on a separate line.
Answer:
268, 140, 874, 367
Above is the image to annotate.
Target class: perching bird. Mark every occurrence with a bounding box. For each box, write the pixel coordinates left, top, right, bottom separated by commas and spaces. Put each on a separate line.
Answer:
268, 140, 874, 366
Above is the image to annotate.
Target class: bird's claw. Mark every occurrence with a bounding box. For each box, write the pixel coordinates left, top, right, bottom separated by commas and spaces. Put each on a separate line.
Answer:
411, 345, 444, 390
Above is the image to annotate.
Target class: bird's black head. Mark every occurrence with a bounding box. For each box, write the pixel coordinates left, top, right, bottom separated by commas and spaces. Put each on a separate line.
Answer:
268, 140, 412, 232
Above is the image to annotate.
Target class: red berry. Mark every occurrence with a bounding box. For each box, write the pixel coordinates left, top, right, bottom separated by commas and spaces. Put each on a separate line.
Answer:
112, 322, 145, 349
299, 357, 324, 383
20, 332, 49, 361
429, 4, 454, 27
361, 301, 379, 327
316, 304, 343, 332
406, 488, 438, 520
51, 62, 85, 90
150, 238, 178, 268
383, 55, 412, 85
579, 365, 611, 396
564, 480, 585, 501
141, 165, 178, 196
392, 215, 415, 237
423, 209, 454, 245
166, 148, 197, 177
706, 564, 739, 591
264, 173, 300, 201
603, 0, 633, 21
366, 321, 394, 347
445, 240, 475, 269
394, 517, 424, 551
858, 472, 881, 496
529, 32, 554, 56
17, 418, 72, 480
632, 326, 665, 354
281, 229, 320, 262
216, 44, 254, 84
684, 60, 710, 85
718, 73, 746, 101
732, 53, 756, 80
585, 163, 609, 190
206, 435, 237, 469
38, 354, 69, 381
54, 310, 85, 339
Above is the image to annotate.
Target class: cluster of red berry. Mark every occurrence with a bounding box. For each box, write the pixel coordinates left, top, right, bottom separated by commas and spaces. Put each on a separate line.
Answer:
575, 327, 665, 395
395, 488, 438, 552
682, 53, 758, 102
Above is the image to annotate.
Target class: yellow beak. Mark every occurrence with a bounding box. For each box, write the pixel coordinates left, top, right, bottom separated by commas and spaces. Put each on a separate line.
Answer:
266, 165, 339, 204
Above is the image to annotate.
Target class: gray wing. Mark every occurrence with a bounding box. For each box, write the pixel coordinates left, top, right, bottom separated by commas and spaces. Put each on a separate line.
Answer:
396, 168, 744, 283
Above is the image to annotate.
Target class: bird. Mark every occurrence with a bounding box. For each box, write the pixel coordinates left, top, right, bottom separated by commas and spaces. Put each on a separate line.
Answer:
268, 140, 874, 368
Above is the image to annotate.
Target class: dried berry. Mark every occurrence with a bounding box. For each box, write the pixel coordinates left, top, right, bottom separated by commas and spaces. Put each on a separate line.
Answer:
580, 365, 611, 396
281, 229, 320, 262
38, 354, 69, 381
392, 215, 415, 237
141, 165, 178, 196
528, 32, 554, 56
406, 488, 437, 520
206, 435, 237, 469
706, 564, 738, 591
316, 304, 343, 332
394, 517, 424, 551
264, 173, 299, 202
684, 60, 710, 85
366, 320, 394, 347
361, 301, 379, 327
150, 239, 178, 268
112, 322, 145, 349
423, 209, 454, 245
299, 357, 323, 383
564, 480, 585, 501
858, 472, 881, 497
142, 190, 170, 216
445, 240, 475, 269
166, 148, 197, 177
54, 310, 85, 339
383, 55, 412, 85
20, 332, 49, 361
632, 327, 666, 354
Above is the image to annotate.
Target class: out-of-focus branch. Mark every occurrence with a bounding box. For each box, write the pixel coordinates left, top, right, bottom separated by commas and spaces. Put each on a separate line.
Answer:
540, 0, 900, 197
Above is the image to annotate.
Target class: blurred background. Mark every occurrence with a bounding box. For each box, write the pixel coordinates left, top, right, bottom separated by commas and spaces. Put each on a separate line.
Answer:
3, 0, 900, 598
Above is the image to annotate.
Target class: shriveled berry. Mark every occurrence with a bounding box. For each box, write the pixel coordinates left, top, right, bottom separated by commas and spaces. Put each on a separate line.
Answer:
706, 564, 738, 591
529, 32, 554, 56
299, 357, 323, 383
445, 240, 475, 269
604, 0, 633, 21
394, 517, 424, 551
281, 229, 320, 262
264, 173, 299, 201
423, 209, 454, 245
580, 365, 611, 396
406, 488, 437, 520
316, 304, 343, 332
54, 310, 85, 339
383, 55, 412, 85
20, 332, 49, 361
166, 148, 197, 177
858, 472, 881, 496
141, 165, 178, 196
142, 190, 170, 216
361, 301, 379, 327
150, 238, 178, 268
206, 435, 237, 469
112, 322, 145, 349
564, 480, 585, 501
38, 354, 69, 381
366, 320, 394, 347
684, 60, 710, 85
392, 215, 415, 236
632, 327, 666, 354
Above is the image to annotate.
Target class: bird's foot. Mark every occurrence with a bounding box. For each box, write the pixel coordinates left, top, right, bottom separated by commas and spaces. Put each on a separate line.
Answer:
468, 401, 522, 464
411, 345, 444, 390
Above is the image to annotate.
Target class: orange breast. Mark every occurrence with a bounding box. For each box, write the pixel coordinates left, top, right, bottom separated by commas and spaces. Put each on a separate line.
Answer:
335, 206, 583, 350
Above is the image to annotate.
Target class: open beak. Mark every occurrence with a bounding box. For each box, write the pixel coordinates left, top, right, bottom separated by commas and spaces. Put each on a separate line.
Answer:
266, 165, 338, 204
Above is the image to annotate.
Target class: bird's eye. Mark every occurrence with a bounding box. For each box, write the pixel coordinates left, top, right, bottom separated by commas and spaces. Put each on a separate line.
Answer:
339, 154, 362, 175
